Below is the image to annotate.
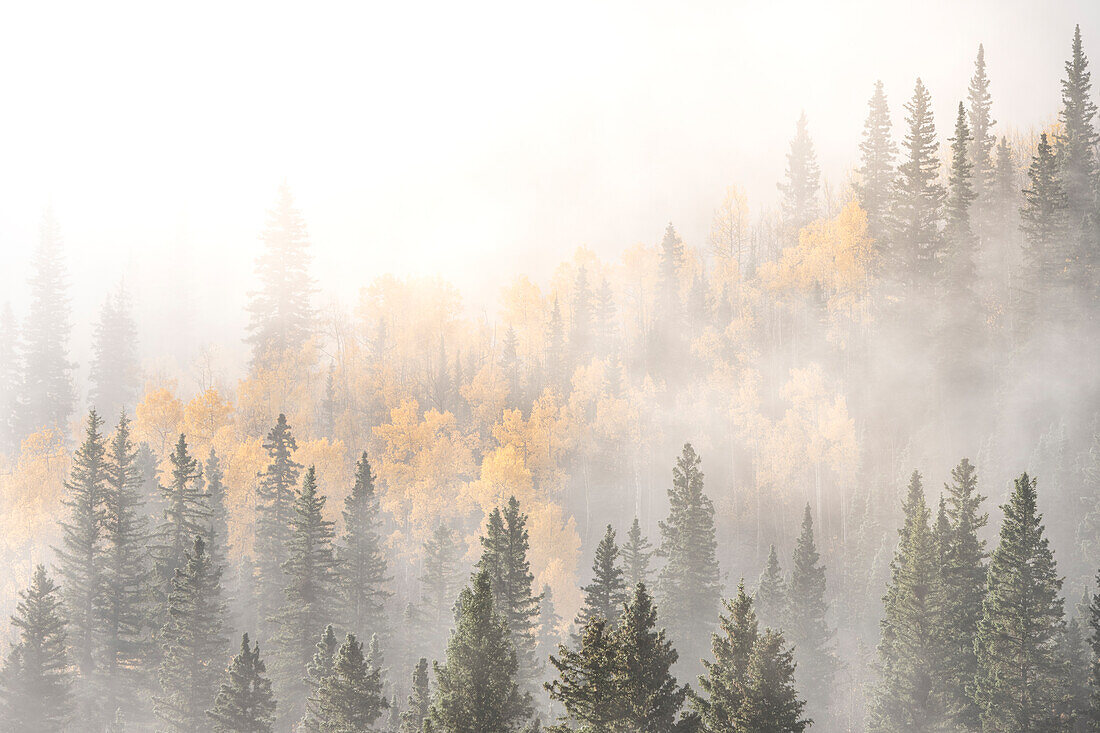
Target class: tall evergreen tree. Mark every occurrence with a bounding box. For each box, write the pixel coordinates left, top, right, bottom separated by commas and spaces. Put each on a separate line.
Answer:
546, 616, 621, 732
0, 302, 21, 454
0, 566, 73, 733
890, 78, 945, 288
784, 505, 836, 722
204, 448, 232, 584
301, 625, 340, 733
967, 44, 998, 246
657, 443, 721, 676
310, 634, 388, 733
422, 522, 466, 628
537, 584, 563, 666
427, 570, 534, 732
569, 265, 594, 362
155, 433, 208, 590
974, 473, 1069, 732
945, 101, 977, 287
338, 452, 392, 639
246, 184, 316, 367
154, 535, 229, 733
1021, 133, 1071, 315
477, 496, 543, 691
255, 413, 303, 634
208, 634, 277, 733
732, 630, 810, 733
574, 524, 628, 635
1057, 25, 1099, 284
88, 285, 141, 421
694, 580, 759, 731
271, 466, 340, 727
546, 298, 566, 391
755, 545, 787, 631
856, 80, 897, 241
21, 209, 74, 434
658, 223, 686, 325
399, 657, 431, 733
622, 517, 653, 589
779, 112, 822, 234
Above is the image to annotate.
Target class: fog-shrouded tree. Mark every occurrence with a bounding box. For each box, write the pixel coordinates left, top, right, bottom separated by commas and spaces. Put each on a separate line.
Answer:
755, 545, 786, 631
255, 413, 303, 635
154, 433, 208, 593
856, 80, 897, 241
422, 522, 466, 628
694, 580, 759, 731
204, 448, 232, 588
537, 584, 563, 667
1088, 571, 1100, 730
573, 524, 628, 637
779, 112, 822, 235
0, 566, 73, 733
301, 624, 339, 733
246, 183, 316, 368
337, 451, 392, 640
308, 633, 387, 733
967, 44, 998, 246
1057, 25, 1099, 285
546, 615, 620, 731
399, 657, 431, 733
622, 517, 654, 589
733, 629, 810, 733
88, 284, 141, 421
208, 634, 277, 733
1020, 132, 1071, 320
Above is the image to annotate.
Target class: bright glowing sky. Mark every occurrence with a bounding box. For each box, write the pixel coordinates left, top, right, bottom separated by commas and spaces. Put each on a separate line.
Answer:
0, 0, 1096, 373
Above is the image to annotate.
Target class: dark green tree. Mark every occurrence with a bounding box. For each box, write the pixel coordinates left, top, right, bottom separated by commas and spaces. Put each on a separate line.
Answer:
422, 523, 466, 630
622, 517, 653, 589
967, 44, 998, 245
732, 630, 810, 733
574, 525, 628, 635
945, 101, 977, 290
207, 634, 277, 733
694, 580, 759, 731
338, 452, 392, 639
155, 433, 208, 590
755, 545, 786, 631
301, 625, 340, 733
1021, 133, 1071, 315
0, 566, 73, 733
974, 473, 1069, 732
255, 413, 303, 635
204, 448, 232, 584
1057, 25, 1099, 282
399, 657, 431, 733
88, 285, 140, 421
856, 80, 897, 241
310, 634, 388, 733
546, 616, 620, 732
778, 112, 821, 234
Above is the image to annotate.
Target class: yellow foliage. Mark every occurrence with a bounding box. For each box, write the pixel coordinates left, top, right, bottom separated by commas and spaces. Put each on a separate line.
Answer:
183, 387, 234, 452
134, 385, 183, 456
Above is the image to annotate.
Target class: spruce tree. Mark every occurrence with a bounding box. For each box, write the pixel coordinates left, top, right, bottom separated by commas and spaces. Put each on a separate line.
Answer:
546, 616, 620, 731
546, 298, 566, 390
21, 209, 74, 434
657, 443, 721, 677
0, 566, 73, 733
945, 101, 977, 289
537, 585, 563, 665
477, 496, 543, 691
659, 223, 686, 326
246, 183, 316, 367
856, 80, 897, 241
310, 634, 388, 732
154, 535, 229, 733
255, 413, 303, 635
204, 448, 232, 583
891, 78, 945, 289
399, 657, 431, 733
155, 433, 208, 589
301, 625, 340, 733
967, 44, 998, 245
271, 465, 340, 727
338, 451, 392, 639
1021, 133, 1071, 314
784, 505, 836, 722
574, 524, 628, 636
732, 630, 810, 733
974, 473, 1069, 732
1057, 25, 1099, 282
427, 570, 533, 732
755, 545, 787, 631
422, 522, 466, 628
694, 580, 759, 731
622, 517, 653, 589
569, 265, 594, 363
1059, 616, 1092, 728
778, 112, 822, 234
208, 634, 277, 733
88, 285, 140, 421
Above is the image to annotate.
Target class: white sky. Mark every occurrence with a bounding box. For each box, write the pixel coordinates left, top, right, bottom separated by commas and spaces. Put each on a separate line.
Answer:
0, 0, 1096, 377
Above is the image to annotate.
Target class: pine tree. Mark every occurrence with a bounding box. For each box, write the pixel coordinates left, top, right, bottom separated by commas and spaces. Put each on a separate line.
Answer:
0, 302, 21, 454
1057, 25, 1099, 283
399, 657, 431, 733
154, 535, 229, 733
967, 44, 998, 246
659, 223, 686, 324
784, 505, 836, 722
155, 433, 208, 590
546, 298, 566, 391
732, 630, 810, 733
991, 136, 1019, 285
0, 566, 73, 733
88, 285, 140, 421
422, 523, 466, 629
208, 634, 277, 733
694, 580, 759, 731
868, 472, 949, 732
477, 496, 543, 691
301, 625, 340, 733
204, 448, 232, 583
338, 452, 392, 639
1021, 133, 1071, 314
255, 413, 303, 634
574, 524, 628, 635
856, 81, 897, 241
271, 465, 340, 727
890, 78, 945, 289
546, 616, 621, 731
755, 545, 787, 631
569, 265, 594, 363
1059, 616, 1091, 728
537, 585, 563, 665
246, 184, 316, 367
593, 278, 617, 358
778, 112, 822, 234
55, 409, 108, 683
310, 634, 388, 733
427, 570, 534, 732
21, 209, 74, 434
974, 473, 1069, 732
99, 412, 154, 724
945, 101, 977, 289
622, 517, 653, 589
657, 443, 721, 677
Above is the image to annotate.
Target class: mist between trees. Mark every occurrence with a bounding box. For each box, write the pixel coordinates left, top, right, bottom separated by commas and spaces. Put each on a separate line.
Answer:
0, 22, 1100, 733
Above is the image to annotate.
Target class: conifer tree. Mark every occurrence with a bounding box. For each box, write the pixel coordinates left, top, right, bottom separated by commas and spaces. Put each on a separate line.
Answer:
891, 78, 945, 288
779, 112, 822, 234
204, 448, 232, 582
657, 443, 721, 676
694, 580, 759, 730
537, 585, 563, 664
310, 634, 388, 732
569, 265, 594, 362
422, 523, 466, 628
427, 570, 533, 732
0, 566, 73, 733
271, 466, 340, 726
208, 634, 277, 733
1057, 25, 1099, 281
991, 136, 1019, 285
622, 517, 653, 589
0, 302, 22, 454
546, 616, 620, 731
868, 472, 949, 732
1059, 616, 1091, 728
574, 524, 628, 635
55, 409, 108, 682
659, 223, 686, 324
99, 412, 154, 723
945, 101, 977, 288
301, 625, 340, 733
338, 452, 392, 639
88, 285, 140, 421
154, 535, 229, 733
546, 298, 566, 390
155, 433, 208, 589
21, 209, 74, 434
477, 496, 543, 691
593, 278, 617, 357
784, 505, 836, 722
399, 657, 430, 733
255, 413, 303, 634
755, 545, 787, 631
1021, 133, 1071, 313
1088, 571, 1100, 730
967, 44, 998, 245
246, 184, 316, 367
974, 473, 1069, 732
856, 81, 897, 241
732, 630, 810, 733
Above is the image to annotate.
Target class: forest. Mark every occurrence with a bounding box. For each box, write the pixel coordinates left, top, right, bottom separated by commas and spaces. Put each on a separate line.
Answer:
1, 14, 1100, 733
